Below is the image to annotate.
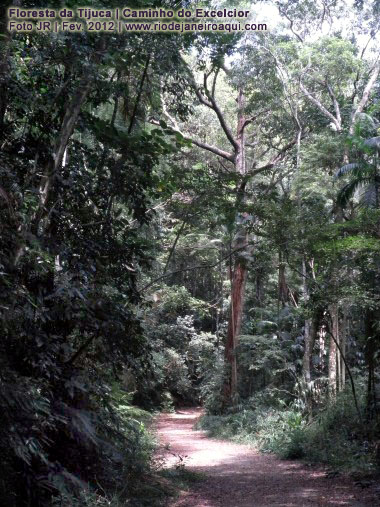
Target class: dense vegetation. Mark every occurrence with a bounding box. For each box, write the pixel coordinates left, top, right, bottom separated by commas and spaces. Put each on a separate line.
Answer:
1, 0, 380, 505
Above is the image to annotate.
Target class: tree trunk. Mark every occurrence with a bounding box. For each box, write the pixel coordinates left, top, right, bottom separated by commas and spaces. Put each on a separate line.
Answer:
255, 268, 264, 307
13, 38, 107, 267
224, 256, 248, 402
303, 315, 318, 415
328, 304, 338, 399
278, 254, 288, 307
223, 88, 248, 407
175, 67, 295, 409
13, 79, 92, 267
303, 318, 317, 380
336, 335, 341, 393
365, 309, 377, 419
339, 308, 348, 392
301, 258, 317, 413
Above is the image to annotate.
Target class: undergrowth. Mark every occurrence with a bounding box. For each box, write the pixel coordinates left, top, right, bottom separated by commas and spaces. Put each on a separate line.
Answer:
197, 389, 379, 477
48, 386, 168, 507
159, 467, 205, 491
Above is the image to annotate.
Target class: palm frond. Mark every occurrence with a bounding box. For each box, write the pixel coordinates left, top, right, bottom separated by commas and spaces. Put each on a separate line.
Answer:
359, 183, 378, 208
335, 163, 360, 178
337, 176, 374, 207
335, 161, 375, 180
363, 136, 380, 150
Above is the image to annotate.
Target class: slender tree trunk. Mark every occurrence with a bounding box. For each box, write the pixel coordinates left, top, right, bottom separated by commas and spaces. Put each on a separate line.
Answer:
339, 308, 348, 391
255, 268, 264, 307
328, 214, 343, 399
173, 65, 297, 409
365, 309, 377, 419
303, 318, 317, 379
337, 336, 341, 392
303, 317, 317, 416
328, 304, 338, 399
301, 260, 317, 401
278, 253, 288, 307
319, 325, 326, 372
13, 38, 107, 267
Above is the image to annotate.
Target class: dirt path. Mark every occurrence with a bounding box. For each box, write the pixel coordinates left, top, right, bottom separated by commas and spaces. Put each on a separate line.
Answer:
156, 408, 379, 507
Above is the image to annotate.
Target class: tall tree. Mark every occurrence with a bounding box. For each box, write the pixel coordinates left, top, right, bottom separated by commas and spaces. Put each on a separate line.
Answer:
157, 47, 298, 404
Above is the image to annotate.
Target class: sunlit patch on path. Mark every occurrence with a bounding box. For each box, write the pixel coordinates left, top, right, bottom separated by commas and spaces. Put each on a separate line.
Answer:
156, 408, 377, 507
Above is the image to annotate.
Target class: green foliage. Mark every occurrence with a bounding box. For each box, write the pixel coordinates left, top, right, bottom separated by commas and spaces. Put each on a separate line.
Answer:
336, 128, 380, 208
154, 285, 211, 320
300, 133, 345, 173
0, 2, 203, 503
198, 349, 225, 414
138, 285, 221, 408
254, 409, 306, 459
197, 406, 306, 459
315, 233, 380, 257
199, 388, 378, 474
2, 0, 380, 502
300, 37, 360, 84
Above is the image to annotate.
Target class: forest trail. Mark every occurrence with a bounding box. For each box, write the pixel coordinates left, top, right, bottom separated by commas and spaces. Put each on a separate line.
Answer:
156, 408, 378, 507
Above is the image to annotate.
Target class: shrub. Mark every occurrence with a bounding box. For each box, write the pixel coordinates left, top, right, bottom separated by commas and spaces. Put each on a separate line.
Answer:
198, 388, 379, 475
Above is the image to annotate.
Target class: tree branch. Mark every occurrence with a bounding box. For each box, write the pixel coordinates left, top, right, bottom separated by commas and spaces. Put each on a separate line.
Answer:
150, 116, 234, 162
128, 54, 150, 134
181, 60, 239, 153
278, 6, 304, 43
326, 80, 342, 128
203, 71, 239, 151
163, 219, 187, 274
299, 81, 341, 131
211, 66, 219, 99
349, 57, 380, 135
65, 331, 99, 366
244, 137, 299, 181
241, 110, 270, 131
351, 31, 378, 103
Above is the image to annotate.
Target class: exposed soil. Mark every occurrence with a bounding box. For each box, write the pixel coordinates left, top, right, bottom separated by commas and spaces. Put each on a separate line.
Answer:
156, 408, 380, 507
